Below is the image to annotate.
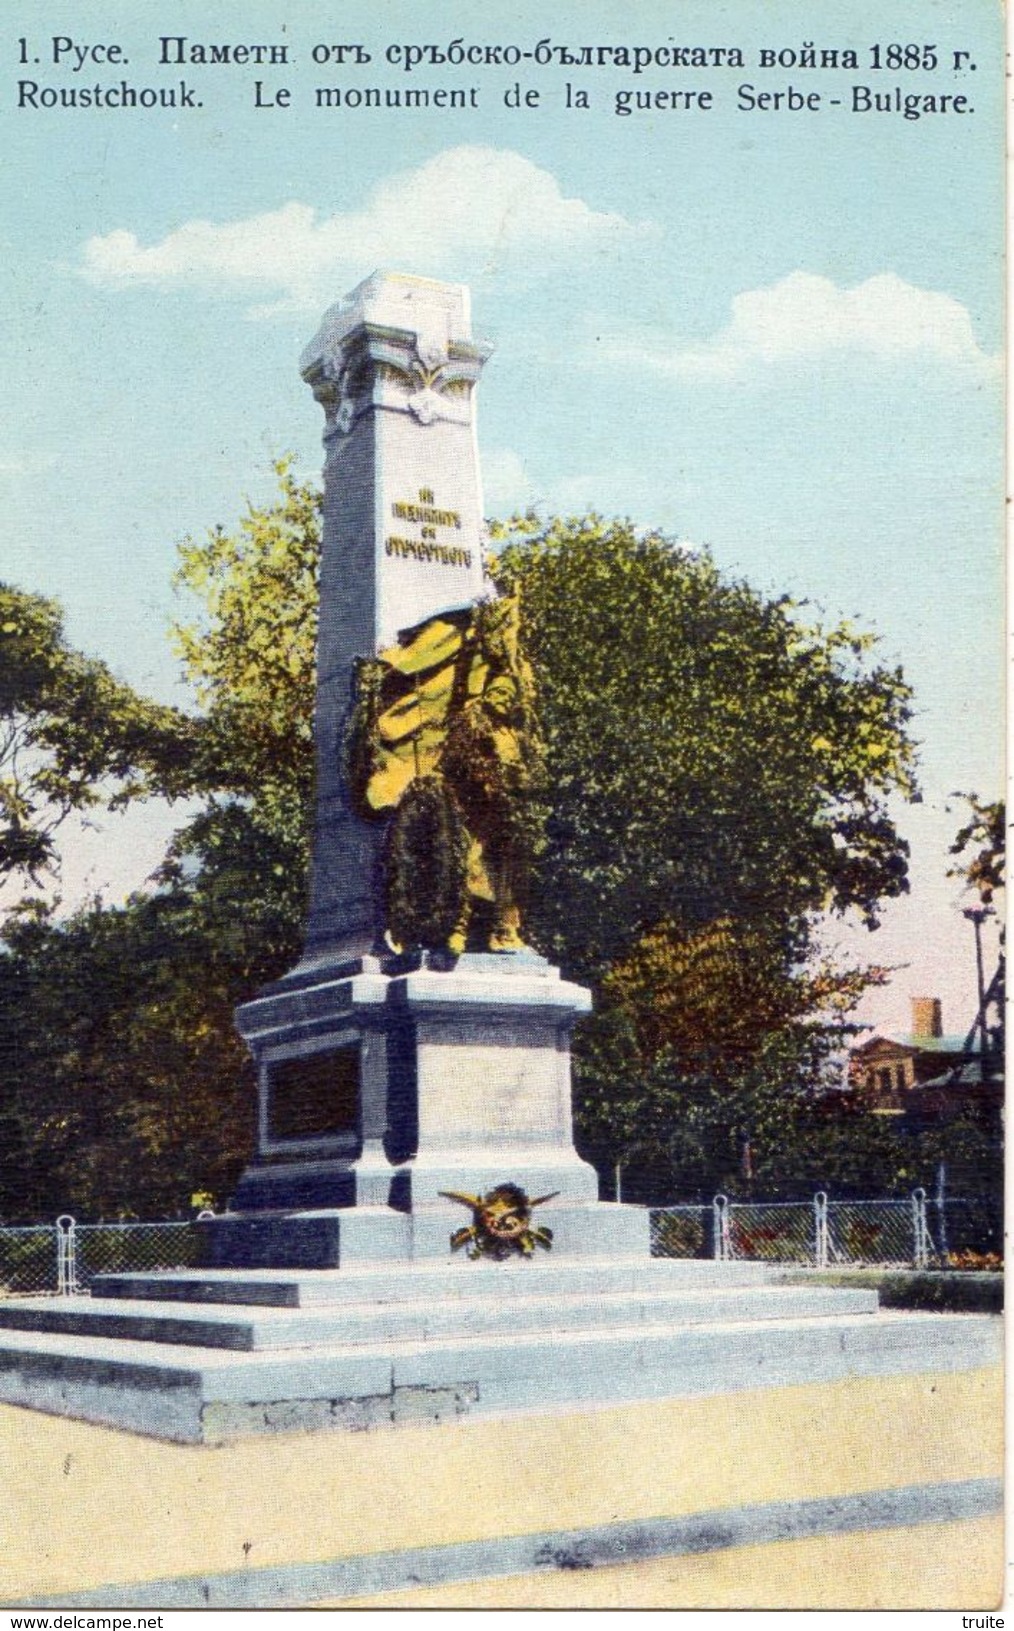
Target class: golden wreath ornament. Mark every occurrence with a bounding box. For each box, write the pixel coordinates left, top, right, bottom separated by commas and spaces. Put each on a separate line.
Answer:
440, 1183, 559, 1260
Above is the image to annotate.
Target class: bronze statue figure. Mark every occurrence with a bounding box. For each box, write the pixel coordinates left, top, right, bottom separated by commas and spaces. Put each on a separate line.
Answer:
346, 594, 544, 954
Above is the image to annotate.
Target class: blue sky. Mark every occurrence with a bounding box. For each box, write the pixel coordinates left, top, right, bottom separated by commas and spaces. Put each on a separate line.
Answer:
1, 0, 1004, 1034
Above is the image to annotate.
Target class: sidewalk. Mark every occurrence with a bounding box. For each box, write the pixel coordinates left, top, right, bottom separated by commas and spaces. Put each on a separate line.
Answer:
2, 1352, 1002, 1610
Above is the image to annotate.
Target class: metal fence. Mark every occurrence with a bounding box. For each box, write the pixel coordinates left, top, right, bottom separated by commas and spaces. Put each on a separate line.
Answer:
0, 1225, 59, 1297
0, 1195, 999, 1296
650, 1191, 998, 1270
0, 1217, 208, 1297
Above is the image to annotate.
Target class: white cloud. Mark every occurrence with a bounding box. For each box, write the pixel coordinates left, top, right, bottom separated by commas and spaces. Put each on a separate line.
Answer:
79, 147, 646, 311
603, 272, 995, 379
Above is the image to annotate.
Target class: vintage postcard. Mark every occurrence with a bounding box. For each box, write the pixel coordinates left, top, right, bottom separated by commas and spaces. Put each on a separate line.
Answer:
0, 0, 1004, 1616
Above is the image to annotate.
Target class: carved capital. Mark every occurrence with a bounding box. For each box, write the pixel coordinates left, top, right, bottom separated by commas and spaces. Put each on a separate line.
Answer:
303, 317, 491, 441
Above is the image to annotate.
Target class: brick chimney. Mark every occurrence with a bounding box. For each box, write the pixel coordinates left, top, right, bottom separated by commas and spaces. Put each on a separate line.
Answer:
910, 996, 943, 1038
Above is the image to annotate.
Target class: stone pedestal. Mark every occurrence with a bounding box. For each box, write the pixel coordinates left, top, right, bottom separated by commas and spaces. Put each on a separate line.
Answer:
210, 953, 633, 1267
389, 955, 599, 1204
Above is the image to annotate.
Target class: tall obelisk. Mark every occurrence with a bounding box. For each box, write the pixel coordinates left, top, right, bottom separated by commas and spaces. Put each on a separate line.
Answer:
298, 272, 492, 971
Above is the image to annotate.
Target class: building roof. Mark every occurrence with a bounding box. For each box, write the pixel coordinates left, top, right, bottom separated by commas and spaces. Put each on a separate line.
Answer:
849, 1031, 977, 1059
887, 1032, 980, 1054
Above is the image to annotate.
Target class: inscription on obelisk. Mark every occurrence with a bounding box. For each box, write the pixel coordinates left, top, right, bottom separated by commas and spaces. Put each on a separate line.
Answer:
298, 272, 492, 967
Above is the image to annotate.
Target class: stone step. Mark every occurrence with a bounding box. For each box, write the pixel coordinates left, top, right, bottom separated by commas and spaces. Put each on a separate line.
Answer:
89, 1255, 785, 1309
0, 1282, 880, 1352
0, 1308, 998, 1444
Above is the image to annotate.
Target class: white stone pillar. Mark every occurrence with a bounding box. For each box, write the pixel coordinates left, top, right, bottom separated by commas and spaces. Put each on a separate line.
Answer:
299, 272, 492, 968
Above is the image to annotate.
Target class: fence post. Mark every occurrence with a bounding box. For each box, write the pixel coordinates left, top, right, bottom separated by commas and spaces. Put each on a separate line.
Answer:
56, 1215, 77, 1296
911, 1188, 929, 1269
813, 1192, 829, 1268
935, 1162, 949, 1264
712, 1194, 731, 1261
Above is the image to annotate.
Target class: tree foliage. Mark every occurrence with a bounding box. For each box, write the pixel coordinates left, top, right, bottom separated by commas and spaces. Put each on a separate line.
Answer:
0, 791, 304, 1220
491, 515, 915, 976
486, 515, 917, 1187
0, 469, 319, 1217
0, 891, 257, 1220
574, 929, 891, 1201
0, 582, 190, 881
602, 916, 875, 1074
948, 792, 1005, 907
170, 491, 919, 992
0, 480, 927, 1215
171, 460, 320, 843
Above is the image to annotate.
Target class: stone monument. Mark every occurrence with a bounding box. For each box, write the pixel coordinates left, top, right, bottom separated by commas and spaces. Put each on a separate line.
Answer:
0, 273, 995, 1465
209, 271, 647, 1265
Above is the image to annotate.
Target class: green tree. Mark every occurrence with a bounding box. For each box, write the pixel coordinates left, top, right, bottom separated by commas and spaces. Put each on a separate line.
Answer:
0, 582, 190, 882
171, 488, 918, 980
0, 889, 257, 1220
0, 787, 305, 1220
0, 466, 321, 1219
0, 474, 318, 1217
573, 914, 889, 1197
140, 459, 324, 962
491, 515, 915, 974
170, 459, 320, 867
948, 792, 1005, 907
0, 482, 921, 1215
488, 515, 915, 1192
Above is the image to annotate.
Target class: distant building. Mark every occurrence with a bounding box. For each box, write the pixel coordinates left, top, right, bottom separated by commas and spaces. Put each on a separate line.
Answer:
848, 997, 999, 1122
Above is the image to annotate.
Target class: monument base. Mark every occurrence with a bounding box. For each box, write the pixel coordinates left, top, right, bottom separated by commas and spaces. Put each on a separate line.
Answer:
198, 1199, 649, 1270
0, 1255, 999, 1446
227, 951, 602, 1246
0, 963, 997, 1453
6, 955, 994, 1456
